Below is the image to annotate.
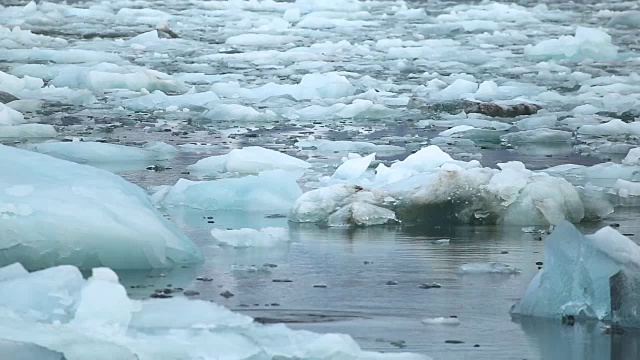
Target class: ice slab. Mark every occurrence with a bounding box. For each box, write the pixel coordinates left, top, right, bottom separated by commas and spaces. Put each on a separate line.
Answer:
211, 227, 290, 248
0, 145, 202, 270
459, 262, 521, 274
0, 102, 25, 126
525, 27, 618, 61
510, 222, 640, 328
0, 264, 428, 360
607, 11, 640, 28
331, 153, 375, 181
187, 146, 310, 177
27, 141, 177, 166
296, 136, 405, 155
153, 170, 303, 211
0, 124, 56, 139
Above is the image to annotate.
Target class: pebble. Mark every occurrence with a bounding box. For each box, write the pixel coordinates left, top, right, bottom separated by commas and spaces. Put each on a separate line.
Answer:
220, 290, 235, 298
474, 344, 480, 348
535, 261, 543, 266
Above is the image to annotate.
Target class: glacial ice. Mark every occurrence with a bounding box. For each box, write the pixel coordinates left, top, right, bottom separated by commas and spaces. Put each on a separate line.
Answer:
187, 146, 310, 177
0, 102, 25, 125
211, 227, 290, 248
459, 262, 521, 274
296, 136, 405, 155
152, 170, 303, 211
0, 144, 202, 270
27, 141, 177, 167
510, 222, 640, 328
607, 11, 640, 28
0, 264, 428, 360
524, 27, 618, 61
0, 124, 56, 139
331, 153, 376, 181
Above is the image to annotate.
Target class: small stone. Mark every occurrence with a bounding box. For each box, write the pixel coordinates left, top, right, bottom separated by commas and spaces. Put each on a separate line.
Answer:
220, 290, 235, 298
418, 283, 442, 289
386, 281, 398, 285
535, 261, 543, 266
445, 340, 464, 344
313, 284, 327, 288
183, 290, 200, 296
207, 220, 215, 223
473, 344, 480, 348
538, 266, 542, 270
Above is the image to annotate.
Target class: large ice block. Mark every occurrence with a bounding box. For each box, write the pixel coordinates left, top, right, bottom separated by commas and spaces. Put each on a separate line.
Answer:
0, 144, 202, 270
510, 222, 640, 327
0, 264, 428, 360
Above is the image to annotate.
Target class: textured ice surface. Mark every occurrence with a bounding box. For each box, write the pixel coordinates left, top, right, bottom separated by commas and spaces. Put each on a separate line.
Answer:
0, 145, 202, 270
0, 124, 56, 139
211, 227, 290, 248
27, 141, 177, 166
421, 317, 461, 326
0, 264, 427, 360
188, 146, 310, 177
510, 222, 640, 328
153, 170, 303, 211
459, 262, 521, 274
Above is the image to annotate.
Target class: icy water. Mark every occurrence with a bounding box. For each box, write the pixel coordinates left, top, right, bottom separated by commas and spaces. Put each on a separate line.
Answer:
3, 0, 640, 359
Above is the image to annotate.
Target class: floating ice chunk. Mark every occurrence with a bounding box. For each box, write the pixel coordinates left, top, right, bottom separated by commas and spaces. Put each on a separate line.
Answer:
510, 222, 640, 328
432, 79, 478, 101
177, 143, 224, 153
459, 262, 521, 274
296, 137, 405, 155
622, 148, 640, 166
0, 264, 427, 360
289, 184, 395, 226
331, 153, 375, 181
153, 170, 303, 211
615, 179, 640, 198
474, 80, 498, 100
0, 25, 67, 49
204, 104, 272, 121
421, 317, 460, 325
524, 27, 618, 61
294, 99, 392, 120
578, 119, 640, 137
502, 129, 572, 144
283, 8, 301, 22
225, 34, 303, 46
0, 145, 202, 270
0, 70, 43, 94
87, 69, 184, 92
516, 115, 557, 131
382, 145, 480, 178
0, 124, 56, 139
607, 11, 640, 28
0, 263, 28, 282
0, 102, 25, 126
431, 239, 450, 244
439, 125, 475, 137
27, 141, 177, 165
211, 227, 289, 248
0, 339, 64, 360
187, 146, 311, 176
122, 89, 220, 111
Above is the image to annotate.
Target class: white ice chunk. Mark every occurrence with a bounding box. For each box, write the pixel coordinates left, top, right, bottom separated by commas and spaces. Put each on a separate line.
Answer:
296, 137, 405, 155
0, 145, 202, 270
421, 317, 460, 325
0, 103, 25, 126
188, 146, 310, 176
0, 124, 56, 139
459, 262, 521, 274
27, 141, 177, 165
331, 153, 375, 181
525, 27, 618, 61
607, 11, 640, 28
622, 148, 640, 166
211, 227, 289, 248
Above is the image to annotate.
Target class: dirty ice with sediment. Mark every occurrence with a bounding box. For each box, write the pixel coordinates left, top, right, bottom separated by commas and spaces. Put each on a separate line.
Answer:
2, 0, 640, 359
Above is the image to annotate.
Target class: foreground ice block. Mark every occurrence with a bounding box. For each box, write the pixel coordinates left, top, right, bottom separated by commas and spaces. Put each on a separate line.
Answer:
0, 145, 202, 270
0, 264, 428, 360
510, 222, 640, 327
187, 146, 311, 176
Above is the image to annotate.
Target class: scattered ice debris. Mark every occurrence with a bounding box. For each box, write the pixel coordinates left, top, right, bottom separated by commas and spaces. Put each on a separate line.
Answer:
431, 239, 450, 245
422, 317, 460, 325
211, 227, 289, 248
188, 146, 310, 177
0, 145, 202, 270
510, 221, 640, 328
458, 262, 521, 275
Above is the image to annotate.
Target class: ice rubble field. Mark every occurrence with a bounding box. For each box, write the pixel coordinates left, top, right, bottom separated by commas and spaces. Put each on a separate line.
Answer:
2, 0, 640, 358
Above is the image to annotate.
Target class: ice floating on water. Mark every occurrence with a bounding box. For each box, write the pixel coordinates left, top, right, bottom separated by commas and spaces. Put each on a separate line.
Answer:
0, 123, 56, 139
459, 262, 521, 274
296, 136, 404, 155
0, 264, 428, 360
153, 170, 303, 211
510, 222, 640, 328
0, 102, 25, 126
187, 146, 310, 177
502, 129, 573, 144
27, 140, 177, 165
211, 227, 289, 248
607, 11, 640, 28
524, 27, 618, 61
331, 153, 375, 181
421, 317, 460, 325
0, 145, 202, 270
